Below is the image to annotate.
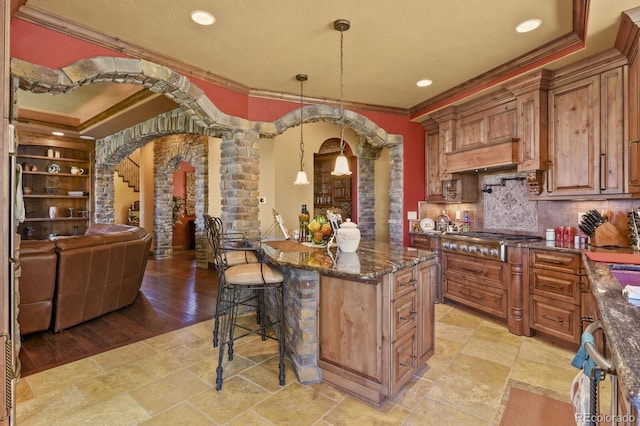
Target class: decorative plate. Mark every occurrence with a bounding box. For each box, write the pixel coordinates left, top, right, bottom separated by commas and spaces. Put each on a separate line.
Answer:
47, 163, 60, 173
420, 218, 435, 232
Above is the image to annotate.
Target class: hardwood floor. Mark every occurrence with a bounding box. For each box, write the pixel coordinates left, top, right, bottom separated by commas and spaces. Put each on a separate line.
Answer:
18, 250, 217, 377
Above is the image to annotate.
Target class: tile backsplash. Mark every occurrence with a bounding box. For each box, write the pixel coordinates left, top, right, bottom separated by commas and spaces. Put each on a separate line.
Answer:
416, 171, 640, 239
483, 173, 537, 233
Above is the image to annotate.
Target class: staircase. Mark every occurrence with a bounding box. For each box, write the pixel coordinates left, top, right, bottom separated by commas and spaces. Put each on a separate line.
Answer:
115, 157, 140, 192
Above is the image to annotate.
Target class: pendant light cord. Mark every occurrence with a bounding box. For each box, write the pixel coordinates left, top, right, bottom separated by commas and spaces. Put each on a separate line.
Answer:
299, 77, 305, 171
339, 26, 345, 155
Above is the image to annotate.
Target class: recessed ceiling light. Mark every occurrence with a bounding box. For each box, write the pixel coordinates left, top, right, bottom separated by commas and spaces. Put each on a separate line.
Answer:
51, 131, 64, 136
516, 19, 541, 33
416, 79, 433, 87
79, 135, 95, 140
190, 10, 215, 26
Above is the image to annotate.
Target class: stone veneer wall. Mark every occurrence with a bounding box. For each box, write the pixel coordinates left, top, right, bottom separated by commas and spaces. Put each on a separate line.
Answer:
13, 57, 406, 265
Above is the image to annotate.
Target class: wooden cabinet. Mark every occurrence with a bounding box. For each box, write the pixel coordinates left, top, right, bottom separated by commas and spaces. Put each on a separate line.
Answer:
424, 119, 444, 201
313, 152, 352, 216
544, 66, 625, 198
16, 132, 93, 240
410, 233, 442, 302
318, 258, 435, 406
528, 249, 583, 348
442, 252, 508, 319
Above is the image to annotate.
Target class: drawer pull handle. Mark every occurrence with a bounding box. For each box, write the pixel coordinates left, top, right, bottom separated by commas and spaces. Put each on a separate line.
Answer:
542, 314, 564, 323
538, 256, 568, 265
459, 289, 484, 300
459, 266, 483, 273
541, 282, 564, 290
400, 311, 417, 321
399, 354, 417, 367
399, 279, 417, 287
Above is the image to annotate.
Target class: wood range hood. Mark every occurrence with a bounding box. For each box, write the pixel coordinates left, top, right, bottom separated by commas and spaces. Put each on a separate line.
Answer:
444, 138, 520, 174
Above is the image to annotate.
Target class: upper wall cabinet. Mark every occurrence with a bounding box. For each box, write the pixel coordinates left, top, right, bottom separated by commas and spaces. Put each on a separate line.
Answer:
533, 55, 627, 199
423, 117, 478, 203
421, 47, 635, 202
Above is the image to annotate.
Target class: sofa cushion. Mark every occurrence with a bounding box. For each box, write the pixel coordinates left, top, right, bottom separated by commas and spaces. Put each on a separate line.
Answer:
17, 240, 57, 334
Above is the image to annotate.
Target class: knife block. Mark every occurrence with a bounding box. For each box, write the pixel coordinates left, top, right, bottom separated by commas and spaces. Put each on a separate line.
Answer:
592, 222, 629, 247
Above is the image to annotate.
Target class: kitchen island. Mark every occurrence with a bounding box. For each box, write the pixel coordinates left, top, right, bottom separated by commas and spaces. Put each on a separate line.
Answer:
582, 255, 640, 419
261, 240, 436, 406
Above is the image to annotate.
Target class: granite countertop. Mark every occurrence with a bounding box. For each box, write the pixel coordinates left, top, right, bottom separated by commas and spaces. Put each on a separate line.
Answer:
261, 240, 435, 281
582, 255, 640, 410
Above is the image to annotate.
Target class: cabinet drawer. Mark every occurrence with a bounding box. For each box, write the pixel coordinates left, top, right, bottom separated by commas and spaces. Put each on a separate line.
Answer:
393, 266, 418, 298
444, 277, 507, 318
392, 290, 417, 339
443, 253, 506, 288
530, 268, 580, 303
390, 328, 417, 395
529, 249, 581, 274
530, 294, 580, 344
410, 235, 431, 250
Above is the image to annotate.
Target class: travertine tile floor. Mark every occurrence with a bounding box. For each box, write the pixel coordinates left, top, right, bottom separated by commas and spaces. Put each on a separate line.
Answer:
16, 303, 602, 425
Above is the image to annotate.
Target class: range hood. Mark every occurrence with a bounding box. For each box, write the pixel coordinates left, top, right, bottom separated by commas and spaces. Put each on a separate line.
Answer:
444, 138, 520, 174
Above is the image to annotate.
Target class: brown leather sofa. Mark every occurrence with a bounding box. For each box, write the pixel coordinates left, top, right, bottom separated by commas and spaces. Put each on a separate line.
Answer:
17, 224, 152, 334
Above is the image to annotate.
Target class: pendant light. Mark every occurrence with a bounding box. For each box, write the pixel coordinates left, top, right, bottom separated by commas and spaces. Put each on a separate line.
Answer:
331, 19, 352, 176
294, 73, 310, 185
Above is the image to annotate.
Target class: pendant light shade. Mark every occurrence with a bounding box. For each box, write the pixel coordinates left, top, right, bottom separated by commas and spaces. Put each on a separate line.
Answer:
331, 19, 352, 176
331, 154, 351, 176
294, 170, 310, 185
294, 73, 310, 185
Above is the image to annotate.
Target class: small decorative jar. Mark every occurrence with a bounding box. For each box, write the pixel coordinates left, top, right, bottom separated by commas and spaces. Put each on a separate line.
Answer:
336, 219, 360, 252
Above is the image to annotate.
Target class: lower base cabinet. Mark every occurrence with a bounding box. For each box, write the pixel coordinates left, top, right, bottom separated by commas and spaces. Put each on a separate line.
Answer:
318, 259, 435, 406
528, 249, 583, 349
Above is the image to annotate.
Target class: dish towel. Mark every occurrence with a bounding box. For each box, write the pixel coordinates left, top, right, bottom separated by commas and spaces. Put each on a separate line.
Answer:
571, 331, 599, 383
622, 285, 640, 306
15, 163, 25, 224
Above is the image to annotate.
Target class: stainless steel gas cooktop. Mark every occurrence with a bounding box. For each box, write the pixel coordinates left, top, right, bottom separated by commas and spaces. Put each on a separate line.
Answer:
440, 232, 542, 261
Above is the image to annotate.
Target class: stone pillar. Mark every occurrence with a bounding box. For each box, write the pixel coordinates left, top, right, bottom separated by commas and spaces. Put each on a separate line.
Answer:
283, 267, 322, 383
220, 130, 260, 238
388, 143, 404, 247
356, 139, 382, 242
94, 163, 116, 224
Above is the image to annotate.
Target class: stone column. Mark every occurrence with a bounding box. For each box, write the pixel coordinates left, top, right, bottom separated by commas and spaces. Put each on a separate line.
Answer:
355, 139, 382, 242
388, 143, 404, 247
94, 163, 116, 224
220, 130, 260, 238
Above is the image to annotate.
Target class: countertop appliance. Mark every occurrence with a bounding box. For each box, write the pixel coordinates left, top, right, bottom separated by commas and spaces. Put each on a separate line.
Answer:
440, 232, 543, 262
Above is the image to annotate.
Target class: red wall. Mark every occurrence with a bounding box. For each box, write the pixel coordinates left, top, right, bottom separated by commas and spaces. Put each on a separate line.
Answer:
10, 18, 425, 246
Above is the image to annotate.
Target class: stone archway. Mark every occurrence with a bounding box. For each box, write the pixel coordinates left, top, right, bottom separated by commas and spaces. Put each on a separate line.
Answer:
12, 57, 405, 264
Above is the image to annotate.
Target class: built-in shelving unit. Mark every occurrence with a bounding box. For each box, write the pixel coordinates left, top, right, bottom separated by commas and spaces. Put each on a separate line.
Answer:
16, 131, 94, 239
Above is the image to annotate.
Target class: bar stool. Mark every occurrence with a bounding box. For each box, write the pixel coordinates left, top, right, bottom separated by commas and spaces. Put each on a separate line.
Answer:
209, 219, 286, 390
204, 214, 260, 347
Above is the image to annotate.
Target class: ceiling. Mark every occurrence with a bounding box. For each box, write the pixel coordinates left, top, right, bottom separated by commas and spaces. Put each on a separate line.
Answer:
12, 0, 640, 139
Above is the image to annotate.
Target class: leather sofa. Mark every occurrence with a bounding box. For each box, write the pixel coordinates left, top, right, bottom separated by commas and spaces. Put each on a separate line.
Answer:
17, 224, 152, 334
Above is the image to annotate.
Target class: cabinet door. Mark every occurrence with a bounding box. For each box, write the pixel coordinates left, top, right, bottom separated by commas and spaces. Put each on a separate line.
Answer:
548, 75, 600, 196
417, 260, 435, 364
600, 67, 625, 195
518, 90, 548, 171
425, 125, 444, 201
